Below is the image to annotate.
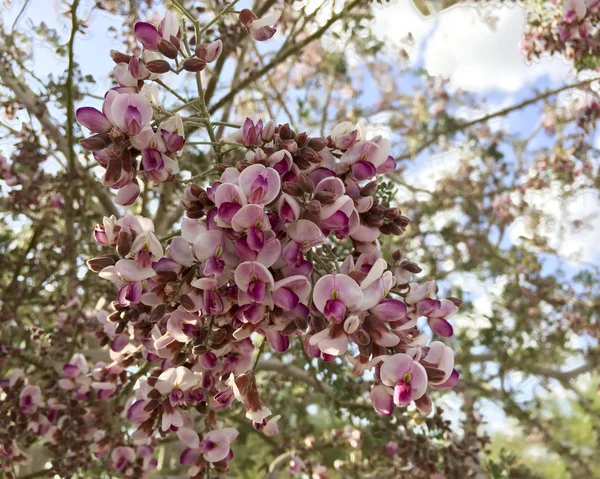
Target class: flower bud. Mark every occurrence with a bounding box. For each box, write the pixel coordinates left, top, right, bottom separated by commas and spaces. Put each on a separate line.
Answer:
295, 132, 308, 147
149, 304, 166, 323
364, 214, 384, 228
297, 173, 315, 193
354, 329, 371, 346
157, 38, 179, 59
307, 199, 322, 216
262, 120, 275, 142
394, 215, 411, 227
307, 137, 328, 151
298, 147, 320, 163
80, 133, 110, 151
117, 228, 134, 257
400, 260, 422, 274
183, 57, 207, 72
360, 181, 378, 197
384, 208, 400, 220
103, 157, 123, 186
108, 311, 122, 322
280, 139, 297, 154
392, 250, 402, 261
145, 59, 171, 74
282, 182, 304, 197
278, 123, 293, 139
414, 393, 432, 414
110, 50, 131, 64
86, 254, 118, 272
195, 39, 223, 63
311, 315, 327, 332
314, 191, 337, 205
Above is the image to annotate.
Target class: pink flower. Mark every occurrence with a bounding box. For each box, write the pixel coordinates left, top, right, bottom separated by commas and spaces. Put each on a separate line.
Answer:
200, 428, 239, 462
313, 274, 362, 323
234, 261, 275, 305
380, 353, 427, 407
134, 10, 179, 51
19, 385, 42, 414
239, 164, 281, 206
239, 9, 280, 41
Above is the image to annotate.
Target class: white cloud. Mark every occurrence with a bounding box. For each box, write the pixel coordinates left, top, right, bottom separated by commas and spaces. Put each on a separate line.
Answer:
423, 4, 572, 92
374, 2, 573, 93
372, 1, 436, 62
508, 185, 600, 263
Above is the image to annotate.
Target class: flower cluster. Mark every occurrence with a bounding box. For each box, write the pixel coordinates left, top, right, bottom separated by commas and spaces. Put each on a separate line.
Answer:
521, 0, 600, 69
86, 111, 460, 475
55, 6, 463, 478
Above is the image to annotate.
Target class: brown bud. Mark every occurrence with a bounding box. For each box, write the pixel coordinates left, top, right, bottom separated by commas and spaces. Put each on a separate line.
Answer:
169, 35, 181, 51
297, 173, 315, 193
370, 204, 385, 216
314, 191, 337, 205
414, 393, 432, 414
115, 321, 126, 334
392, 250, 402, 261
144, 399, 160, 411
298, 147, 320, 163
400, 260, 422, 274
103, 157, 123, 187
179, 294, 196, 311
189, 184, 203, 197
360, 181, 378, 197
394, 215, 411, 227
384, 208, 400, 220
295, 132, 308, 147
311, 315, 328, 332
183, 57, 207, 72
149, 304, 166, 323
210, 328, 227, 345
157, 38, 179, 59
384, 222, 403, 235
447, 297, 463, 307
110, 50, 131, 64
80, 133, 110, 151
294, 315, 308, 331
154, 270, 178, 283
282, 182, 304, 197
282, 321, 298, 336
86, 254, 118, 272
364, 214, 384, 228
117, 228, 134, 256
278, 123, 293, 139
108, 311, 122, 322
307, 199, 322, 216
293, 156, 311, 170
307, 137, 328, 151
145, 59, 171, 74
354, 329, 371, 346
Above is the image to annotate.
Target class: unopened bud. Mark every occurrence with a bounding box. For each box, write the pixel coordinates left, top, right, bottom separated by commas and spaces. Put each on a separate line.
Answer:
360, 181, 378, 197
183, 57, 207, 72
86, 254, 118, 272
278, 123, 293, 139
354, 329, 371, 346
400, 260, 422, 274
280, 139, 297, 154
80, 133, 110, 151
149, 304, 166, 323
282, 182, 304, 197
158, 39, 179, 59
295, 132, 308, 147
145, 59, 171, 74
307, 199, 321, 216
307, 137, 328, 151
393, 216, 409, 228
110, 50, 131, 64
314, 191, 337, 205
297, 173, 315, 193
117, 228, 134, 256
384, 208, 400, 220
392, 250, 402, 261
